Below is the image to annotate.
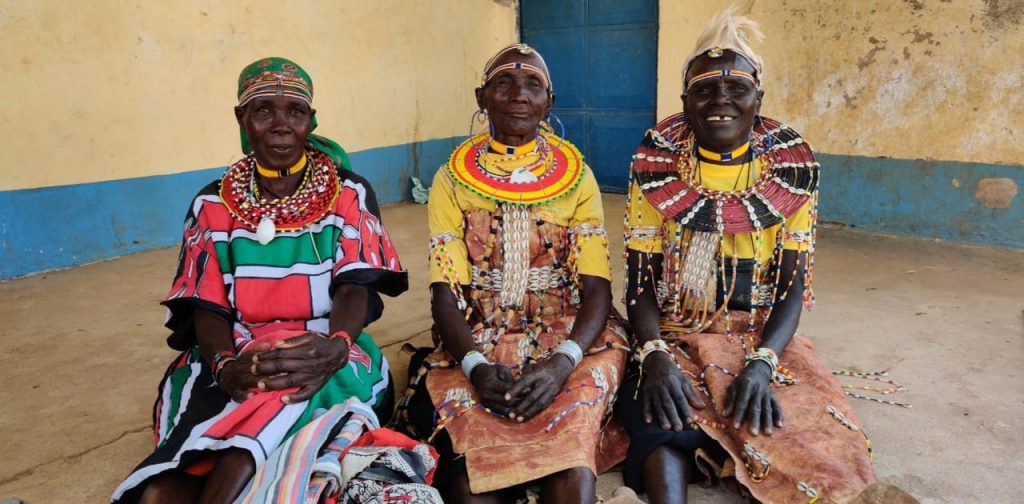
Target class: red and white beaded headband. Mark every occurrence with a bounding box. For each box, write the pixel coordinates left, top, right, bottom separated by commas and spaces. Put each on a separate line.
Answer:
685, 68, 758, 91
238, 74, 313, 108
683, 47, 762, 93
481, 43, 553, 92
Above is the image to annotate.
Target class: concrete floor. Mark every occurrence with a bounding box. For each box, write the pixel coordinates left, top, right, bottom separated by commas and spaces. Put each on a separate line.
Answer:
1, 194, 1022, 503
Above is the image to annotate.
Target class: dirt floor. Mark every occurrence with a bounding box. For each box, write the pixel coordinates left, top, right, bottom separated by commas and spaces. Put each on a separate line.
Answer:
1, 194, 1022, 503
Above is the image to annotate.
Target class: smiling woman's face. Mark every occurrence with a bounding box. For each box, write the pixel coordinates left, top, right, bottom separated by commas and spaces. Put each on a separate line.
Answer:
476, 51, 552, 146
683, 52, 762, 153
235, 89, 315, 170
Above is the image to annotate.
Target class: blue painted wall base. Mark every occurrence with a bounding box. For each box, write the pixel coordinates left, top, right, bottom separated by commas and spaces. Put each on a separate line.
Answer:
0, 137, 461, 280
818, 153, 1023, 248
3, 144, 1020, 280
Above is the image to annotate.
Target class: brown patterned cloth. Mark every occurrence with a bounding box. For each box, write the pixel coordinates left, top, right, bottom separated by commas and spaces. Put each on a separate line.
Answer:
422, 210, 630, 494
658, 312, 877, 503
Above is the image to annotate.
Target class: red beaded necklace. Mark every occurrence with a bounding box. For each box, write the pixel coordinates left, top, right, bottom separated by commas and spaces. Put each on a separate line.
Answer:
220, 149, 341, 231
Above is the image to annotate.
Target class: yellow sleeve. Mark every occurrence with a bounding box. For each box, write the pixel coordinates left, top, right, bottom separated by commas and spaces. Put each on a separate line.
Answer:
782, 196, 814, 251
568, 169, 611, 281
427, 169, 472, 285
624, 175, 666, 253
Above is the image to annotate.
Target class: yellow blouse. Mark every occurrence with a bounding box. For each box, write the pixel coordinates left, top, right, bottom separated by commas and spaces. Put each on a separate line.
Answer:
428, 153, 610, 284
625, 158, 813, 263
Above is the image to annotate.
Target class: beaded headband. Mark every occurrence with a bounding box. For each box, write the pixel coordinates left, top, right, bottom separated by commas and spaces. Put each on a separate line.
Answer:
238, 72, 313, 108
481, 43, 553, 92
685, 68, 758, 91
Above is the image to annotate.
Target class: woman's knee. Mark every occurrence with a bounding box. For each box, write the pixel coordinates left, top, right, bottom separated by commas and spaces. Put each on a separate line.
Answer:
139, 471, 201, 504
551, 466, 596, 486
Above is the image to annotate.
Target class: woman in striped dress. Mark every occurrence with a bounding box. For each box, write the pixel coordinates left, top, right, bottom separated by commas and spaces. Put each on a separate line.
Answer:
112, 57, 407, 503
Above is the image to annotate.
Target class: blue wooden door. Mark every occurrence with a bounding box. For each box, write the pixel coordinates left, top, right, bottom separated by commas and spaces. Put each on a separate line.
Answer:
521, 0, 658, 192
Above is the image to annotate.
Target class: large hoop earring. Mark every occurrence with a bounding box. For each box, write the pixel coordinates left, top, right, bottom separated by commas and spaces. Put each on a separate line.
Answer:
542, 112, 565, 149
468, 108, 488, 139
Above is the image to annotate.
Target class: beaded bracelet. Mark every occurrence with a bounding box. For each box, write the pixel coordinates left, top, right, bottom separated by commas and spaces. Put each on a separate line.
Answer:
745, 347, 779, 377
554, 340, 583, 369
328, 330, 353, 349
461, 350, 490, 380
635, 339, 672, 364
213, 354, 237, 384
634, 339, 675, 400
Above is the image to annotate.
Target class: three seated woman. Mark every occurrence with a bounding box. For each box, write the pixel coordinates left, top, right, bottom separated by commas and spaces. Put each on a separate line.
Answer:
115, 9, 879, 504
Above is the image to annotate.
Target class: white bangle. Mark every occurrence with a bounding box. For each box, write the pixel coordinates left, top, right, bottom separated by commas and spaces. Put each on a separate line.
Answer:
461, 350, 490, 380
554, 340, 584, 369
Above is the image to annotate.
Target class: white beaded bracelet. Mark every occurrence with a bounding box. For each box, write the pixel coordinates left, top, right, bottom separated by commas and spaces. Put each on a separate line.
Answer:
636, 339, 672, 364
745, 347, 779, 376
461, 350, 490, 380
554, 340, 584, 369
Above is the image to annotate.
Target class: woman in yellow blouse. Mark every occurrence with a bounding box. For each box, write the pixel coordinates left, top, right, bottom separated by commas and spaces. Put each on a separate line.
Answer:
398, 43, 628, 503
618, 9, 877, 504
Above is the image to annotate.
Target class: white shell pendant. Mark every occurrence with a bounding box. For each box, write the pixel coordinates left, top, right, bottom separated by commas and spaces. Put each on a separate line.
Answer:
509, 167, 538, 184
256, 216, 276, 245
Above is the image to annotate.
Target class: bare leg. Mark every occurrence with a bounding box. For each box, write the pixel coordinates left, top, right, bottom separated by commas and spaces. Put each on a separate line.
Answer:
446, 467, 507, 503
139, 471, 203, 504
643, 446, 691, 504
541, 467, 596, 504
197, 448, 256, 504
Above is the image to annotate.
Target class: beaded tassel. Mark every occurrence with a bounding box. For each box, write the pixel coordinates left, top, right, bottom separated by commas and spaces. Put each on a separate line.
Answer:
567, 223, 609, 306
429, 232, 469, 318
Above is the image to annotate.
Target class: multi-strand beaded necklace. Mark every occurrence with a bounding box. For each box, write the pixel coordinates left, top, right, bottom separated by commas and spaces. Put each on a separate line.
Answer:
219, 149, 341, 235
625, 114, 820, 345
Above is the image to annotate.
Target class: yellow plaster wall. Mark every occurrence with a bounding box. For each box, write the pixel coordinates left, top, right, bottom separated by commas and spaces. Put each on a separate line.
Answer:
0, 0, 517, 191
658, 0, 1024, 165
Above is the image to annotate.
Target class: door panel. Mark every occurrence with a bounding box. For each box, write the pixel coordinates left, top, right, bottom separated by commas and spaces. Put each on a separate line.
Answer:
522, 0, 657, 192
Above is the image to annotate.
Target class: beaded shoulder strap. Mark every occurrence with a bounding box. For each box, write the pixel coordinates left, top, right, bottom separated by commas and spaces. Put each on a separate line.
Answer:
631, 113, 818, 233
445, 133, 586, 206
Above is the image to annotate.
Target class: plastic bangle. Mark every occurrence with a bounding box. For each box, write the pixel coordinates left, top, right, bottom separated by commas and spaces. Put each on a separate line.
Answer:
461, 350, 490, 380
554, 340, 583, 369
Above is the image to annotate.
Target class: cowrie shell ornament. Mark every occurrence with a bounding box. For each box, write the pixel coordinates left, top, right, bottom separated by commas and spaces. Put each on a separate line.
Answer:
256, 216, 276, 245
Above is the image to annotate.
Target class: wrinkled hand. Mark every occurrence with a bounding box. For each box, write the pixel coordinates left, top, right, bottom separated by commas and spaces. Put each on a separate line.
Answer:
470, 364, 515, 416
722, 361, 784, 436
250, 332, 350, 404
642, 352, 706, 431
504, 355, 574, 423
217, 345, 267, 403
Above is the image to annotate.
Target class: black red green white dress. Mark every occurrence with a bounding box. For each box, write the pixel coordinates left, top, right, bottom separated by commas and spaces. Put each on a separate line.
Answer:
112, 150, 407, 502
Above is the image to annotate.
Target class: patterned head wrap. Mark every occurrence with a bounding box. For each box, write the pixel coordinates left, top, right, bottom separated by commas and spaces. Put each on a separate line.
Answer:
236, 57, 352, 171
481, 43, 554, 93
682, 7, 765, 92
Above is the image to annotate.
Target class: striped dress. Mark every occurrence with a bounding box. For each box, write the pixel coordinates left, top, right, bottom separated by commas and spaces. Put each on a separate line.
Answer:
112, 153, 407, 502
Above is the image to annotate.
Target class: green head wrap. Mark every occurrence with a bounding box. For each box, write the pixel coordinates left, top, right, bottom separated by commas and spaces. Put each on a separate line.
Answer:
236, 57, 352, 171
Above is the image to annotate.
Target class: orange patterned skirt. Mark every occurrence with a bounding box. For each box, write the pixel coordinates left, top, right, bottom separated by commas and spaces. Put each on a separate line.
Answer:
423, 316, 630, 493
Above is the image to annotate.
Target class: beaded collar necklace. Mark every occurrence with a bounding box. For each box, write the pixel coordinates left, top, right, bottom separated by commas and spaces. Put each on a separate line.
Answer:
630, 113, 818, 233
489, 137, 538, 156
220, 149, 340, 236
446, 133, 585, 206
256, 155, 306, 179
697, 142, 750, 162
